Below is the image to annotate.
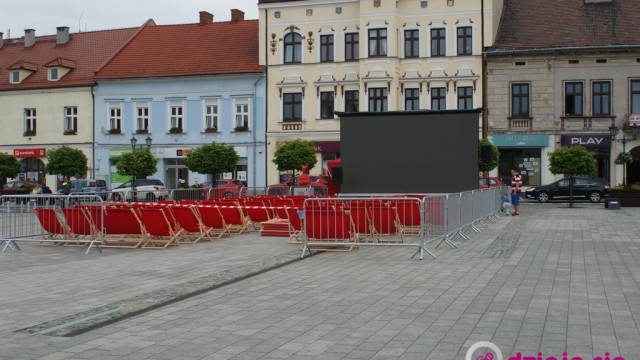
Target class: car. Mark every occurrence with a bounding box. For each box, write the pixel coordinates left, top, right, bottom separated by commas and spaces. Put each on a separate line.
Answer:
268, 175, 328, 195
74, 179, 109, 195
525, 177, 610, 203
479, 176, 505, 189
2, 180, 40, 195
201, 179, 246, 198
111, 179, 169, 202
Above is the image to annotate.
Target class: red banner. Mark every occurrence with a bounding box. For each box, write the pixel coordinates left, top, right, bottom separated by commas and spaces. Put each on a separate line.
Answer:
13, 148, 46, 158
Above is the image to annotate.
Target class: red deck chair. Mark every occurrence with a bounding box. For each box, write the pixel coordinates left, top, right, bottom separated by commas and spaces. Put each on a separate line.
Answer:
217, 205, 248, 234
171, 205, 213, 243
100, 207, 147, 249
60, 207, 101, 245
284, 207, 304, 243
137, 208, 184, 249
348, 206, 374, 241
33, 208, 71, 246
303, 209, 357, 252
368, 205, 404, 243
243, 205, 272, 231
394, 200, 422, 235
196, 205, 232, 238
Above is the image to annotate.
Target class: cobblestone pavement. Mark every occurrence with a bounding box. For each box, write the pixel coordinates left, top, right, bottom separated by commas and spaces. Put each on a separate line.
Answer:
1, 202, 639, 360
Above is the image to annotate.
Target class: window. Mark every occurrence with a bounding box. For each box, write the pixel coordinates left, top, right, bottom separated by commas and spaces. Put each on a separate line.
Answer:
170, 106, 183, 129
24, 108, 36, 135
631, 80, 640, 114
431, 28, 446, 57
431, 87, 446, 110
368, 28, 387, 57
345, 33, 359, 61
11, 71, 20, 84
320, 35, 334, 62
108, 107, 121, 132
234, 101, 250, 129
283, 33, 302, 63
368, 88, 388, 112
136, 106, 149, 132
320, 91, 334, 119
457, 86, 473, 109
405, 88, 420, 110
592, 81, 611, 115
345, 90, 359, 112
49, 68, 59, 81
457, 26, 472, 55
565, 82, 583, 116
204, 105, 218, 131
404, 30, 419, 58
511, 83, 530, 117
64, 107, 77, 133
283, 93, 303, 122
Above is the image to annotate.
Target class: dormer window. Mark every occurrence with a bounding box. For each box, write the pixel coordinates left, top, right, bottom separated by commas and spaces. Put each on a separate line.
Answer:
10, 71, 20, 84
49, 68, 59, 81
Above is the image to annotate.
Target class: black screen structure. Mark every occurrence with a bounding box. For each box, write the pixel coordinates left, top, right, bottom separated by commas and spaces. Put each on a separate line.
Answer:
338, 109, 480, 194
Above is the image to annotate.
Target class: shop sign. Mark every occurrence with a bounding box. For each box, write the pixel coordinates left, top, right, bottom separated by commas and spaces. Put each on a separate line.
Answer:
561, 135, 611, 148
14, 148, 46, 158
314, 141, 340, 153
176, 149, 192, 156
109, 148, 132, 158
492, 134, 549, 147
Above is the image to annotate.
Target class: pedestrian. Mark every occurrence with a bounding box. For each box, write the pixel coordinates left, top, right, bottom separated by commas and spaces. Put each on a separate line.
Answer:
511, 169, 522, 215
31, 183, 43, 194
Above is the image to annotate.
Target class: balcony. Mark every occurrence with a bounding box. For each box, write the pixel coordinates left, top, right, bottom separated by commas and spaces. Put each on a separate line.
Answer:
281, 122, 303, 131
560, 116, 615, 131
508, 117, 532, 131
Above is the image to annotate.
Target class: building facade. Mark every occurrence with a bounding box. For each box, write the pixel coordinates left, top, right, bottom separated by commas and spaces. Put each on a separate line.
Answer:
94, 11, 267, 189
0, 27, 139, 189
258, 0, 504, 184
486, 0, 640, 186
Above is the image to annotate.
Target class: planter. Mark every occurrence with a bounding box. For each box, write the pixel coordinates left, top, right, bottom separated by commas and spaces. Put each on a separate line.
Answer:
234, 126, 249, 132
136, 129, 149, 134
169, 127, 183, 134
204, 128, 218, 133
108, 129, 122, 135
609, 190, 640, 207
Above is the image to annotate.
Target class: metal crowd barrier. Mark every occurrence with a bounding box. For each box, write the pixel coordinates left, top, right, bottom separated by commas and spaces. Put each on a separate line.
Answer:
266, 185, 328, 196
1, 194, 105, 254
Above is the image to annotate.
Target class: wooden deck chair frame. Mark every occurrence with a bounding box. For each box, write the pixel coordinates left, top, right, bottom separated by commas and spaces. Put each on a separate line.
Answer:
138, 208, 184, 249
99, 207, 148, 249
217, 206, 248, 234
303, 209, 358, 253
171, 205, 213, 244
244, 205, 272, 232
195, 205, 233, 238
60, 207, 102, 247
33, 208, 71, 246
284, 207, 304, 244
367, 205, 404, 243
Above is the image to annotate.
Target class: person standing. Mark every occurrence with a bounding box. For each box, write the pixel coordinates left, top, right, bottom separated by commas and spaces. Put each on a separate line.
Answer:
511, 169, 522, 215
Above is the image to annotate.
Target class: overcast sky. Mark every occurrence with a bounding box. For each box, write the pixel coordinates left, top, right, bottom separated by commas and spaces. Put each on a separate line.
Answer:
2, 0, 260, 38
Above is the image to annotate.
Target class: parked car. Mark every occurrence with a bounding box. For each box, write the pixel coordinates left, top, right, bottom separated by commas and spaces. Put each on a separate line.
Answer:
73, 179, 109, 195
2, 180, 40, 195
111, 179, 169, 201
479, 176, 506, 189
201, 179, 246, 198
268, 175, 328, 195
525, 177, 610, 203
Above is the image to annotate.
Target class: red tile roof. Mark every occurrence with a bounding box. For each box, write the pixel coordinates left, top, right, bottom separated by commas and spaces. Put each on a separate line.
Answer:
492, 0, 640, 51
95, 19, 263, 79
0, 27, 139, 91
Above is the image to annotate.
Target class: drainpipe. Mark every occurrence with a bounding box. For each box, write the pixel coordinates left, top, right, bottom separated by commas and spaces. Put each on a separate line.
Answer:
264, 8, 269, 187
252, 70, 265, 188
91, 84, 96, 178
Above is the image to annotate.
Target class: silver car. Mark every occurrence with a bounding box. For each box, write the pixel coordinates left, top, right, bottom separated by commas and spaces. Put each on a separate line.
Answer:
111, 179, 169, 202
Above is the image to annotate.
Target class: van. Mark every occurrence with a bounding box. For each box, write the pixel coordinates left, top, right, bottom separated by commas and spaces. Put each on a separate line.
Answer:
74, 179, 108, 194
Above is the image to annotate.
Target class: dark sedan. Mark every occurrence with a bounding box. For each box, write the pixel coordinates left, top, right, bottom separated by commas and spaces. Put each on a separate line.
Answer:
525, 177, 610, 203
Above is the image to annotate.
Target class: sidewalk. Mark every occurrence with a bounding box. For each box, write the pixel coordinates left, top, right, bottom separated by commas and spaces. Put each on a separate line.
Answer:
1, 202, 639, 360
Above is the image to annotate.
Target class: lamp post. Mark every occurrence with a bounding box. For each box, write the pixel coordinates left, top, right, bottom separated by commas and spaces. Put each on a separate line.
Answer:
129, 136, 152, 200
609, 124, 638, 186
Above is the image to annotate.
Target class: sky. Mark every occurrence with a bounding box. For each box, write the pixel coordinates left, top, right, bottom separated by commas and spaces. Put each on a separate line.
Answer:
2, 0, 260, 38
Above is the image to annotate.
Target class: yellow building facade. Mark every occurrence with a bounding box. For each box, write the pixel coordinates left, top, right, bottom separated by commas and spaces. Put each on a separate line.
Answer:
259, 0, 503, 183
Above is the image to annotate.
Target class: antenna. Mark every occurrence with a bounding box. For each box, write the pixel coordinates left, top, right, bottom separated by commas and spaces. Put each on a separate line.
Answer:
78, 11, 84, 32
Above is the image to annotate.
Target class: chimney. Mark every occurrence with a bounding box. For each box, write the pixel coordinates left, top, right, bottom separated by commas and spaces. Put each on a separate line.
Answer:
24, 29, 35, 47
0, 32, 3, 49
199, 11, 214, 25
56, 26, 69, 45
231, 9, 244, 23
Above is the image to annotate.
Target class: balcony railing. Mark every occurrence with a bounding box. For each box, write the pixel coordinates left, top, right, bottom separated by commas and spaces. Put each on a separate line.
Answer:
282, 122, 303, 131
560, 115, 615, 131
508, 117, 532, 131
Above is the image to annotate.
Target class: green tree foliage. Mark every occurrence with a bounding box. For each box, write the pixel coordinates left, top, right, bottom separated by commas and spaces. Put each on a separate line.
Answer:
0, 152, 21, 185
478, 139, 500, 173
116, 149, 158, 179
548, 146, 596, 207
272, 139, 318, 172
45, 146, 88, 178
184, 142, 238, 180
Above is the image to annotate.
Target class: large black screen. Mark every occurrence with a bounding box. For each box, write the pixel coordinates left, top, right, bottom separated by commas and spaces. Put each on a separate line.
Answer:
339, 109, 480, 194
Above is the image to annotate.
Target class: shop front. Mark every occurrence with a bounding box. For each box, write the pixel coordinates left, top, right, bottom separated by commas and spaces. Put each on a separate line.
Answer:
314, 141, 340, 176
493, 134, 550, 186
13, 148, 47, 185
560, 134, 611, 184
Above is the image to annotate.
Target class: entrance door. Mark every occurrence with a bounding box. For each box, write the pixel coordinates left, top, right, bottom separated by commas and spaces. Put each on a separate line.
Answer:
164, 159, 189, 189
628, 146, 640, 185
20, 157, 45, 184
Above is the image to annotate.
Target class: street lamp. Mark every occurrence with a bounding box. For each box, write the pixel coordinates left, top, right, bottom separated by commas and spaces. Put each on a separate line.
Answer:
609, 123, 638, 186
128, 136, 153, 200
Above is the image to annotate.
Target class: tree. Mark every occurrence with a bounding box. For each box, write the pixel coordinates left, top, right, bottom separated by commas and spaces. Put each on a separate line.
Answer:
45, 146, 88, 179
272, 139, 318, 173
548, 146, 596, 208
0, 152, 21, 186
184, 142, 238, 181
478, 139, 500, 173
116, 149, 158, 179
